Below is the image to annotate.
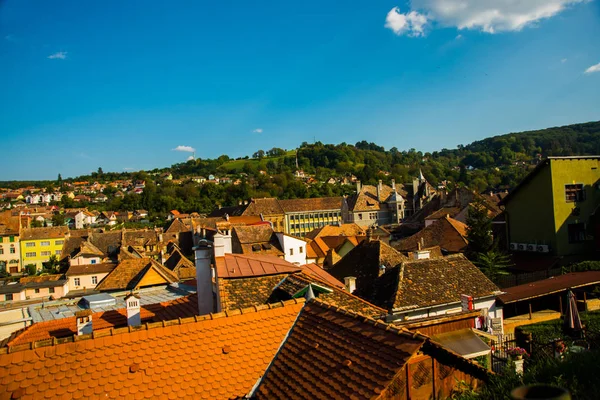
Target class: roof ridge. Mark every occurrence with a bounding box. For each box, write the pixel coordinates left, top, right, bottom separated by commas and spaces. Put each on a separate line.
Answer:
2, 298, 306, 355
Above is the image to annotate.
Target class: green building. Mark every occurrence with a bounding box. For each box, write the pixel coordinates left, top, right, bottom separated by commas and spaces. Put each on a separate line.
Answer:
501, 156, 600, 257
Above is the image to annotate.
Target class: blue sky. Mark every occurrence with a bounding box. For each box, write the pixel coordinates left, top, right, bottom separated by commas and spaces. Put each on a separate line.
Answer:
1, 0, 599, 180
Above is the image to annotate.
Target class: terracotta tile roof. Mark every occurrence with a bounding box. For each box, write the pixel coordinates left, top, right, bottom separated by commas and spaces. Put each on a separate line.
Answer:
274, 273, 386, 319
278, 197, 343, 213
216, 253, 302, 279
219, 274, 288, 310
5, 294, 200, 347
364, 254, 501, 311
304, 223, 365, 240
0, 299, 305, 400
94, 258, 179, 291
252, 300, 429, 399
394, 216, 468, 253
345, 184, 401, 212
243, 197, 284, 216
328, 239, 407, 295
498, 271, 600, 304
208, 204, 247, 217
298, 263, 345, 290
164, 218, 191, 234
18, 275, 63, 285
163, 247, 196, 280
228, 216, 263, 225
20, 226, 69, 241
232, 225, 285, 257
65, 263, 117, 276
73, 240, 104, 257
425, 207, 462, 220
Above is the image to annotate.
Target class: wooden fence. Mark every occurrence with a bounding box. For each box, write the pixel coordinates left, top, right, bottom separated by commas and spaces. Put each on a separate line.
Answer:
496, 268, 563, 289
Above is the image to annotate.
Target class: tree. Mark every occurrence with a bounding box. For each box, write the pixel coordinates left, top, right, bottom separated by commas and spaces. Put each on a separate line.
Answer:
474, 250, 511, 283
465, 199, 493, 256
253, 150, 265, 159
42, 255, 60, 274
57, 173, 63, 190
98, 167, 104, 176
52, 214, 66, 226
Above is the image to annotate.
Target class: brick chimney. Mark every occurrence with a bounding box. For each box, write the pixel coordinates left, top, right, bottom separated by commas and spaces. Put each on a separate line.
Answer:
125, 292, 141, 327
344, 276, 356, 293
194, 240, 214, 316
75, 309, 93, 335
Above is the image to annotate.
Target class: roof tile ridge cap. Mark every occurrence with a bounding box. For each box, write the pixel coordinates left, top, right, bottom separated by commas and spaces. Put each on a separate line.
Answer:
329, 284, 387, 312
311, 298, 376, 321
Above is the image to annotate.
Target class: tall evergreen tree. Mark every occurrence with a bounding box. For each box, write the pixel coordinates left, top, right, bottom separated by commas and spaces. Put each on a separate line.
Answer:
466, 198, 493, 256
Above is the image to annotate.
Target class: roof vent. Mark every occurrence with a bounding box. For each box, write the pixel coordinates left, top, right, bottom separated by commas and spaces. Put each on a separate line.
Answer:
222, 345, 231, 354
129, 364, 139, 373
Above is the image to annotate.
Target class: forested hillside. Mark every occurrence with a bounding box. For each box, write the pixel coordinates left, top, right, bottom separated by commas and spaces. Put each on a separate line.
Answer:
3, 121, 598, 216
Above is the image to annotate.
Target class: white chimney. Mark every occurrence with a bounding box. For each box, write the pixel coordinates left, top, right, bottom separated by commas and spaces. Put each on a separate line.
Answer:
391, 179, 396, 191
344, 276, 356, 293
377, 180, 382, 201
356, 181, 362, 193
195, 240, 214, 316
213, 230, 232, 257
413, 250, 431, 260
75, 310, 93, 335
125, 292, 141, 326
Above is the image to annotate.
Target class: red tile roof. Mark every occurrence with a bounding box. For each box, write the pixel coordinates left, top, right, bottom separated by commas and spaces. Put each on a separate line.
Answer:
0, 299, 305, 400
216, 253, 302, 278
6, 294, 199, 347
298, 263, 345, 290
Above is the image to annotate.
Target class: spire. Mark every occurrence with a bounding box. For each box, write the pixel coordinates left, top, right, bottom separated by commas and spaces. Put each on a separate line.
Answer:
418, 169, 425, 181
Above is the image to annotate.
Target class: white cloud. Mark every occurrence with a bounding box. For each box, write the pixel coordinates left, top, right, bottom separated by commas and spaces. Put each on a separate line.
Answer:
389, 1, 586, 35
585, 62, 600, 74
186, 155, 195, 161
561, 58, 568, 63
252, 128, 263, 133
172, 145, 195, 152
455, 34, 463, 40
48, 51, 67, 60
385, 7, 428, 37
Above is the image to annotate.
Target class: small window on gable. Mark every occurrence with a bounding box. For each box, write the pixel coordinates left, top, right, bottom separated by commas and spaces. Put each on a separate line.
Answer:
565, 184, 585, 202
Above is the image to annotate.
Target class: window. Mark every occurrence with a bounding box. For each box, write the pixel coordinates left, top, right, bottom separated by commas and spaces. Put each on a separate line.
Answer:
74, 278, 81, 286
9, 236, 14, 243
358, 213, 363, 220
25, 252, 36, 257
5, 294, 13, 301
25, 242, 35, 248
91, 259, 97, 264
41, 251, 51, 256
91, 276, 98, 285
49, 287, 55, 294
10, 247, 15, 254
40, 241, 50, 246
55, 250, 61, 255
565, 184, 585, 202
568, 223, 586, 243
34, 288, 40, 294
55, 240, 64, 246
299, 246, 303, 254
0, 237, 3, 243
290, 248, 294, 256
0, 248, 3, 255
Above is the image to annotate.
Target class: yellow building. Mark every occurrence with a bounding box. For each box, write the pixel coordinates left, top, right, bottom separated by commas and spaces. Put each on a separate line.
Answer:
0, 210, 21, 274
20, 226, 70, 271
502, 156, 600, 257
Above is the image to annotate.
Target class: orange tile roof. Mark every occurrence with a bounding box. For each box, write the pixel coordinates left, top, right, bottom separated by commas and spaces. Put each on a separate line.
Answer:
0, 299, 305, 400
394, 215, 468, 253
216, 253, 302, 278
94, 258, 179, 291
6, 294, 199, 347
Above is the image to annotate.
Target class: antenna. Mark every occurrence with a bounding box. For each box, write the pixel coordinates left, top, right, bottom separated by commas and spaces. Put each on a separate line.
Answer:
295, 149, 299, 170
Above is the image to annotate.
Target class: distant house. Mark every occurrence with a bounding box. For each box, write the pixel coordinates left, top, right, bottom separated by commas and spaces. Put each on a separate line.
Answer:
73, 210, 97, 230
96, 211, 118, 226
65, 262, 117, 292
134, 209, 149, 220
93, 194, 108, 203
114, 191, 124, 198
134, 180, 146, 189
167, 210, 181, 221
394, 215, 469, 255
0, 274, 69, 302
161, 172, 173, 180
73, 194, 91, 203
20, 226, 70, 271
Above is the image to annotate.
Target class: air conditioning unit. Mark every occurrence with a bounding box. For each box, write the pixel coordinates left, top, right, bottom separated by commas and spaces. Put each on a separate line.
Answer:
518, 244, 527, 251
510, 243, 519, 251
527, 244, 536, 252
537, 245, 549, 253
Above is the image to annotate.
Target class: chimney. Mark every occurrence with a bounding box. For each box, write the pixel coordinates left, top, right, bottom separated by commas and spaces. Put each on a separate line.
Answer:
125, 292, 141, 326
366, 227, 373, 242
213, 230, 232, 257
379, 265, 387, 276
75, 309, 93, 335
377, 180, 382, 201
344, 277, 356, 293
356, 181, 362, 193
413, 249, 431, 260
244, 200, 248, 205
391, 179, 396, 191
224, 213, 229, 222
194, 240, 214, 316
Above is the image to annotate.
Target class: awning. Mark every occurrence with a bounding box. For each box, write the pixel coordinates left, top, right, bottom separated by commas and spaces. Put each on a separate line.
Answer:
432, 329, 491, 359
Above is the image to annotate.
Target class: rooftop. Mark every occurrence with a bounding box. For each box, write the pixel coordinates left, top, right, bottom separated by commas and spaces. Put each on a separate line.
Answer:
215, 253, 302, 279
